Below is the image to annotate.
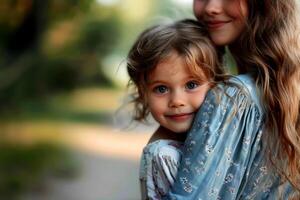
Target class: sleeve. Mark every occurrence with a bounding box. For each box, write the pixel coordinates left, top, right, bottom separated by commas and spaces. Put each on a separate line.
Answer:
163, 84, 264, 200
139, 140, 183, 200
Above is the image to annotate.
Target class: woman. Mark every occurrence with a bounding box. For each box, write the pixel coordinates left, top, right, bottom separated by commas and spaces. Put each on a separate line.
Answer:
149, 0, 300, 199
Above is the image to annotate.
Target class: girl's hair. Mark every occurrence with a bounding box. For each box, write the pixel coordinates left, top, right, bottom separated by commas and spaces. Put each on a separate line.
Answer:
127, 19, 225, 121
230, 0, 300, 194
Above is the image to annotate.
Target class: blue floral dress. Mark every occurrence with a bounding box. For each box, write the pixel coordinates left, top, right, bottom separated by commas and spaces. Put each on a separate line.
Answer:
140, 74, 294, 200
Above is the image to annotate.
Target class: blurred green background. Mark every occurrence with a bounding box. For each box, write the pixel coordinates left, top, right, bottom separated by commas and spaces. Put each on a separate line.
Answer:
0, 0, 194, 199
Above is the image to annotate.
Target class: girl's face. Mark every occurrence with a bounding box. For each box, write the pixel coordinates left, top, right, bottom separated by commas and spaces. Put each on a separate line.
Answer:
193, 0, 248, 46
146, 52, 210, 133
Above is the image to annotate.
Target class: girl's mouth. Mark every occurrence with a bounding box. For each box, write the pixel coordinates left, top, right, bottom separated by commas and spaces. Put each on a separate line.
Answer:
166, 113, 194, 122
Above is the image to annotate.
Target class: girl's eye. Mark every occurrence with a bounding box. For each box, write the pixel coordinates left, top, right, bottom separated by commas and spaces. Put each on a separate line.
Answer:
186, 81, 199, 90
153, 85, 168, 94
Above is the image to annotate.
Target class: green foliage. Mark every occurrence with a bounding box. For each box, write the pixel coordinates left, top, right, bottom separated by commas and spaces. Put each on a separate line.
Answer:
77, 17, 120, 55
0, 0, 122, 109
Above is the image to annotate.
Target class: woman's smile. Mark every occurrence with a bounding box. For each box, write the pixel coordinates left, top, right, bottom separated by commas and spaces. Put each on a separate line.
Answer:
205, 19, 232, 30
194, 0, 248, 46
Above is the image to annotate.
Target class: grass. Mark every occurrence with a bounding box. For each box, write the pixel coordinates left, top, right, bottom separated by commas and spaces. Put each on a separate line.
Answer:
0, 142, 78, 200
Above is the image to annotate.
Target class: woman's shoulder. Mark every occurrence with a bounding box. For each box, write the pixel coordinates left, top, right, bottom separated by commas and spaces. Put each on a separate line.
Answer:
216, 74, 264, 114
230, 74, 258, 95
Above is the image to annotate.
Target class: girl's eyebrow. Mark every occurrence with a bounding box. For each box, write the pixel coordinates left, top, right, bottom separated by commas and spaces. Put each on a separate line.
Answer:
147, 80, 167, 86
148, 76, 203, 84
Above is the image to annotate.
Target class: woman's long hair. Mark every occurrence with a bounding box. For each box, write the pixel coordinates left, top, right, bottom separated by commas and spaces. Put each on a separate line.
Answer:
230, 0, 300, 195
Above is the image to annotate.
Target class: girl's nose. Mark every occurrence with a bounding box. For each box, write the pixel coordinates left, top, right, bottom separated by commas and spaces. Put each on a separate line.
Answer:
168, 92, 185, 108
205, 0, 222, 16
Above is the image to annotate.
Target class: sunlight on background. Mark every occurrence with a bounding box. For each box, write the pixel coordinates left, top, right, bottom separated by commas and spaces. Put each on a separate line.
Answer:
102, 54, 128, 87
120, 0, 152, 22
96, 0, 120, 6
171, 0, 193, 6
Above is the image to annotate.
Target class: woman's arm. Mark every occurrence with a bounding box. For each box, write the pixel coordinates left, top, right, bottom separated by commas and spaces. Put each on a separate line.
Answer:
163, 77, 264, 199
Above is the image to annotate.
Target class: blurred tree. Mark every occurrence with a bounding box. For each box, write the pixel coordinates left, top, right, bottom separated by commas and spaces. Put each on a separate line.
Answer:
0, 0, 121, 110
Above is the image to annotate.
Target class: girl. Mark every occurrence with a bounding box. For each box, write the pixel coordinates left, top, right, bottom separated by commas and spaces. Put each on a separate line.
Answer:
151, 0, 300, 199
126, 19, 226, 199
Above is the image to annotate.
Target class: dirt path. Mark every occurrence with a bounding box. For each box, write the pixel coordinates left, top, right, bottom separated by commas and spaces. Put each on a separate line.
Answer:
22, 150, 142, 200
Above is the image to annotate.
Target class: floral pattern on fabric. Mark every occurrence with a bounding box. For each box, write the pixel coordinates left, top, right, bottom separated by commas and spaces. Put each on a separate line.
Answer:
140, 139, 183, 200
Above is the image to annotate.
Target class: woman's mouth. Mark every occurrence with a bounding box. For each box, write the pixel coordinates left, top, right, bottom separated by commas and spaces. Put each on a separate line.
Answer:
206, 20, 230, 29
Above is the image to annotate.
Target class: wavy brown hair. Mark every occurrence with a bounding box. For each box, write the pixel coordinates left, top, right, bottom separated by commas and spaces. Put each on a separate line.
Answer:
126, 19, 226, 121
229, 0, 300, 195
